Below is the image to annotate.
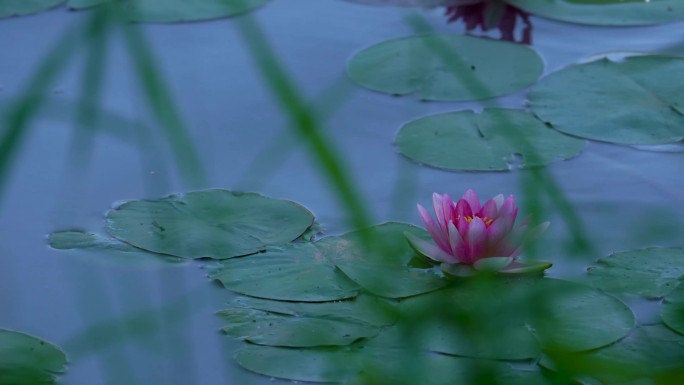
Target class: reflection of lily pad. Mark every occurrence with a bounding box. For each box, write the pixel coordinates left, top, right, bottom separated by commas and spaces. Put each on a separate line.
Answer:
587, 247, 684, 298
662, 284, 684, 335
505, 0, 684, 26
236, 344, 555, 385
211, 223, 447, 301
218, 295, 394, 347
0, 329, 67, 385
396, 108, 584, 171
106, 190, 314, 260
529, 56, 684, 145
348, 34, 543, 101
48, 231, 186, 267
0, 0, 64, 18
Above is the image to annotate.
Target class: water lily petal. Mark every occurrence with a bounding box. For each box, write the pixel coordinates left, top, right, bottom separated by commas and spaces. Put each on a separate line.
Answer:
492, 194, 504, 210
441, 262, 477, 278
497, 195, 517, 222
405, 232, 457, 263
500, 260, 552, 275
418, 204, 450, 252
441, 194, 455, 232
464, 217, 487, 263
463, 189, 481, 213
447, 221, 466, 263
480, 198, 498, 220
432, 193, 446, 232
455, 199, 473, 222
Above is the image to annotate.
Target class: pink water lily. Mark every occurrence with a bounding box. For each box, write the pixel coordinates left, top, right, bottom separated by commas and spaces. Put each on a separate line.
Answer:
406, 190, 549, 273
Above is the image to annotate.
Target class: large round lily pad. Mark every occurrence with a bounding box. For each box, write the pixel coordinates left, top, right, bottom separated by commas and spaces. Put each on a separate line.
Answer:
662, 283, 684, 335
347, 34, 543, 101
0, 329, 67, 385
211, 223, 447, 301
106, 190, 314, 260
0, 0, 64, 18
504, 0, 684, 26
236, 344, 555, 385
127, 0, 270, 22
529, 55, 684, 145
587, 247, 684, 298
371, 277, 633, 359
396, 108, 584, 171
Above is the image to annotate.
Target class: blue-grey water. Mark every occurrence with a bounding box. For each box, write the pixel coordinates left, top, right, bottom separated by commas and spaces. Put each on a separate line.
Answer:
1, 1, 683, 384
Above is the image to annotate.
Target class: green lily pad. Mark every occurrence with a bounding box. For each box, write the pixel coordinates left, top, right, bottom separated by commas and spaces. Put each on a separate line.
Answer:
127, 0, 270, 23
0, 329, 67, 385
0, 0, 64, 18
544, 324, 684, 384
395, 108, 585, 171
67, 0, 109, 9
504, 0, 684, 26
48, 230, 186, 267
371, 277, 633, 360
529, 55, 684, 145
662, 283, 684, 335
218, 295, 394, 347
587, 247, 684, 298
236, 344, 555, 385
211, 223, 447, 301
106, 189, 315, 260
347, 34, 543, 101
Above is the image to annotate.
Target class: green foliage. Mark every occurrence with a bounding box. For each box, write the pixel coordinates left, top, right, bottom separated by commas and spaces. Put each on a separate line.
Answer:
587, 247, 684, 298
0, 0, 64, 18
396, 108, 584, 171
348, 34, 543, 101
529, 55, 684, 145
0, 329, 67, 385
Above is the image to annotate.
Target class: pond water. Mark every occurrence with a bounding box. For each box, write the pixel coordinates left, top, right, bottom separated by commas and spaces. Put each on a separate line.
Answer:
1, 1, 684, 384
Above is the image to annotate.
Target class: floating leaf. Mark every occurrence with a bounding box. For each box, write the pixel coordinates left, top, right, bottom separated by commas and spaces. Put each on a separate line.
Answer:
0, 329, 67, 385
587, 247, 684, 298
544, 324, 684, 384
218, 295, 394, 347
48, 230, 185, 267
127, 0, 271, 23
211, 223, 447, 301
529, 55, 684, 145
505, 0, 684, 26
106, 189, 315, 260
0, 0, 64, 18
236, 344, 555, 385
347, 34, 543, 101
662, 283, 684, 335
396, 108, 584, 171
371, 277, 633, 360
67, 0, 109, 9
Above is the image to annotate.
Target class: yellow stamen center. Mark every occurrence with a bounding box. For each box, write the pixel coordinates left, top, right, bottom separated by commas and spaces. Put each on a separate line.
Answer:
463, 215, 494, 227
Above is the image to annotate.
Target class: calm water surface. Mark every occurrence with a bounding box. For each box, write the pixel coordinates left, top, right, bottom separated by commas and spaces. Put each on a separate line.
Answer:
1, 1, 683, 384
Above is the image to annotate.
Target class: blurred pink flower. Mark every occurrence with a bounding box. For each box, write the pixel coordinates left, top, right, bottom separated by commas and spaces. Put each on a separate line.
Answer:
406, 190, 548, 271
444, 0, 533, 44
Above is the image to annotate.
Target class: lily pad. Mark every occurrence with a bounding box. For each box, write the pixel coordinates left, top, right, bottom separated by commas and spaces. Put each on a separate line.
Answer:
48, 230, 186, 266
372, 277, 633, 359
67, 0, 109, 9
504, 0, 684, 26
0, 329, 67, 385
218, 295, 394, 347
662, 283, 684, 335
529, 55, 684, 145
127, 0, 271, 23
236, 344, 555, 385
395, 108, 585, 171
0, 0, 64, 18
106, 189, 315, 260
544, 324, 684, 384
587, 247, 684, 298
211, 223, 447, 301
347, 34, 543, 101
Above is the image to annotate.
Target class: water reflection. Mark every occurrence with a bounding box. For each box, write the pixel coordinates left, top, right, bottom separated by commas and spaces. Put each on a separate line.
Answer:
444, 0, 533, 44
